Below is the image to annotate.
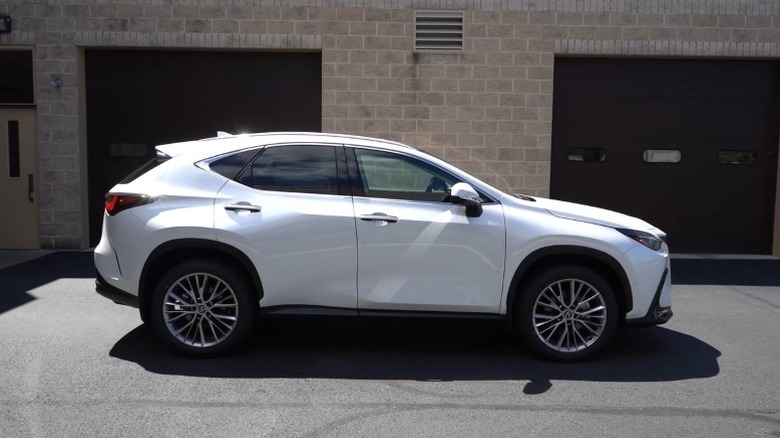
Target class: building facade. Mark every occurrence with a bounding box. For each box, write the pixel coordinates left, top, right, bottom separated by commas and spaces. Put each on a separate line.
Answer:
0, 0, 779, 254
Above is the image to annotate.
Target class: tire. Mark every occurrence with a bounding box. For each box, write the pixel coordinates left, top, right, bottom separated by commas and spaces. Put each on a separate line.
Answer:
150, 259, 258, 356
515, 265, 618, 361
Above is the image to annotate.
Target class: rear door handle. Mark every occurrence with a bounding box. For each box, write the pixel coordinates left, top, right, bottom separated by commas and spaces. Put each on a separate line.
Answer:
359, 213, 398, 223
225, 202, 262, 213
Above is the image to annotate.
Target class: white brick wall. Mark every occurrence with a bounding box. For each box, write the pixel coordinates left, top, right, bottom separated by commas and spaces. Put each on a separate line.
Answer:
1, 0, 779, 248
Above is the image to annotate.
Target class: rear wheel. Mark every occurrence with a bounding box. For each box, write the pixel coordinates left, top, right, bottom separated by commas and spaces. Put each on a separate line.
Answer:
516, 265, 618, 361
150, 259, 257, 356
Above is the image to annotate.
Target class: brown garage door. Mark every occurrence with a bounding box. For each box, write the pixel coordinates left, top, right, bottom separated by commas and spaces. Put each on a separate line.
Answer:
551, 58, 780, 254
85, 50, 322, 245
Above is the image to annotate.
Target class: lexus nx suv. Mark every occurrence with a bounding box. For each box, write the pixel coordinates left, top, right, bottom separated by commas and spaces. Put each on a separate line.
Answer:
95, 132, 672, 361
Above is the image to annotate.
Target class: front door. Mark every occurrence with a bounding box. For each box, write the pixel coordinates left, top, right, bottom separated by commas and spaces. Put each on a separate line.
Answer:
350, 147, 506, 314
0, 108, 38, 249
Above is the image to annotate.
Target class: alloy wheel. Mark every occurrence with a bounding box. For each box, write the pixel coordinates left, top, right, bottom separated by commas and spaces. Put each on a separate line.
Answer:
162, 272, 239, 348
532, 278, 607, 353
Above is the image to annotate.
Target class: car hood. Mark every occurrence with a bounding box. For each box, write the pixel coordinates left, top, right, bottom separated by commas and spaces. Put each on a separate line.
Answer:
530, 196, 665, 237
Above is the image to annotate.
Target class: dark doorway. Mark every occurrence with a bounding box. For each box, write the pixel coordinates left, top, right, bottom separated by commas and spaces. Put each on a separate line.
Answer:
551, 58, 780, 254
85, 50, 322, 245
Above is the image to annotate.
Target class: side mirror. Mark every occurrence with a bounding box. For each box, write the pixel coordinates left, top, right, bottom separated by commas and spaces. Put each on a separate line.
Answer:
448, 182, 483, 218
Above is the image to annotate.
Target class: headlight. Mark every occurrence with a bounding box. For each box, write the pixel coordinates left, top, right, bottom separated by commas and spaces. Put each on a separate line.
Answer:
616, 228, 663, 251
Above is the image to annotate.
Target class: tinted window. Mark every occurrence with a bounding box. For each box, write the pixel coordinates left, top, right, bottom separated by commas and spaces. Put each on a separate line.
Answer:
567, 148, 605, 162
354, 149, 459, 201
718, 150, 755, 165
210, 149, 259, 180
241, 145, 338, 195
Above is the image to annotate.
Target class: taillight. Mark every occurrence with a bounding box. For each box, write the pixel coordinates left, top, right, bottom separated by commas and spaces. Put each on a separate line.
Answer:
105, 193, 151, 216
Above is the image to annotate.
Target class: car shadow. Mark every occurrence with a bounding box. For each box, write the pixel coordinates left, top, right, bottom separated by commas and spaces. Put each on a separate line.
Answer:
0, 251, 95, 315
110, 317, 720, 394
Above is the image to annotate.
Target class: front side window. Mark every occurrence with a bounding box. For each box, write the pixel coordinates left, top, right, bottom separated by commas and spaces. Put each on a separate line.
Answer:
353, 148, 459, 201
239, 145, 338, 195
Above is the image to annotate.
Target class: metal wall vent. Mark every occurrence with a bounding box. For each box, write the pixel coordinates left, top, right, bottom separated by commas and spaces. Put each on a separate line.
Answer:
414, 11, 464, 52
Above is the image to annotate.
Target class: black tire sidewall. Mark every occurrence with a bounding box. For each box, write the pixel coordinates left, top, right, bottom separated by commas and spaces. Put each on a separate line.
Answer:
516, 265, 618, 361
149, 259, 257, 357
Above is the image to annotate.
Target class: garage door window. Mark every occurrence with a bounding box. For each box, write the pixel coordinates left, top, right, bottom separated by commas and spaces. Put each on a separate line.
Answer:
643, 149, 681, 163
567, 148, 605, 162
718, 150, 755, 165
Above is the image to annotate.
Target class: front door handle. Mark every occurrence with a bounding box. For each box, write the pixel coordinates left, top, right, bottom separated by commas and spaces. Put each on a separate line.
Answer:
225, 202, 262, 213
28, 174, 34, 203
359, 213, 398, 223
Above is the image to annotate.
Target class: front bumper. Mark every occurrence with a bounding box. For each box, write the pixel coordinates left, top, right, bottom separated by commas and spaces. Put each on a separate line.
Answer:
95, 271, 139, 308
625, 268, 673, 326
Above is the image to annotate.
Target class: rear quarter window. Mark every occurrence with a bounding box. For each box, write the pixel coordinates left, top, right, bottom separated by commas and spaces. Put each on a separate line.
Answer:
209, 149, 260, 180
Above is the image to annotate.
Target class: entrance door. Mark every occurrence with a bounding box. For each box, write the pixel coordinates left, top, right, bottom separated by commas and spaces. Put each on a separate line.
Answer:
0, 108, 38, 249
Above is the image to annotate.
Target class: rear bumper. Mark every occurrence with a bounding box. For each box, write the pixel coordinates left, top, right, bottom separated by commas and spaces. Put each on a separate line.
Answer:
95, 271, 139, 308
625, 268, 673, 327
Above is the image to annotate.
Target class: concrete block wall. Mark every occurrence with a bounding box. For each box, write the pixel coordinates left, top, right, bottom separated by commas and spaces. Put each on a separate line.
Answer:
0, 0, 779, 249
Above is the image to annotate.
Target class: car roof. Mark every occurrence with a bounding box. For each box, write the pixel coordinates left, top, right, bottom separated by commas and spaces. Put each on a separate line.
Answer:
155, 132, 416, 160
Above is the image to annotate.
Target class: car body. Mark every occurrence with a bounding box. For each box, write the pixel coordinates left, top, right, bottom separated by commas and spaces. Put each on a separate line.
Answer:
95, 132, 672, 360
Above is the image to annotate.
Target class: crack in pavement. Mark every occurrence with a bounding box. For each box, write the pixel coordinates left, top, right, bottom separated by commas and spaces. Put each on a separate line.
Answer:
1, 399, 778, 427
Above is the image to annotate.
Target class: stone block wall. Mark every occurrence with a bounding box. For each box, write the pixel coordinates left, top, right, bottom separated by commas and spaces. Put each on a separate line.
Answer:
0, 0, 779, 248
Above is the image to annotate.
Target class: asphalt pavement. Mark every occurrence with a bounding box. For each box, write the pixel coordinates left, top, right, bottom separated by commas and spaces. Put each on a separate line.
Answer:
0, 252, 778, 437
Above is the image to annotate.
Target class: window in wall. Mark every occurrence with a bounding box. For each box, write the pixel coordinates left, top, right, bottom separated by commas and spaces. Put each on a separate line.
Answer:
567, 148, 606, 162
718, 150, 755, 165
0, 51, 34, 104
643, 149, 681, 163
240, 145, 338, 195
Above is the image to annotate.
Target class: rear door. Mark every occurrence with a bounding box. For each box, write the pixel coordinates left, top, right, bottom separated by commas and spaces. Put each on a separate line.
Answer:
213, 144, 357, 309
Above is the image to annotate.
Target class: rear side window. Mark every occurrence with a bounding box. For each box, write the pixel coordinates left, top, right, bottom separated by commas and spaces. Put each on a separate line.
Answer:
119, 153, 170, 184
209, 149, 259, 180
239, 145, 338, 195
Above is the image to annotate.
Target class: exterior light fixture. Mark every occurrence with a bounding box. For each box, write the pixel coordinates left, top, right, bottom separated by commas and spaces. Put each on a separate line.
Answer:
0, 16, 11, 33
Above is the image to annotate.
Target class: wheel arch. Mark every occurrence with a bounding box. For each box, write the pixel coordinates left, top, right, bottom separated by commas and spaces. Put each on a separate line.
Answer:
138, 239, 264, 322
505, 245, 632, 329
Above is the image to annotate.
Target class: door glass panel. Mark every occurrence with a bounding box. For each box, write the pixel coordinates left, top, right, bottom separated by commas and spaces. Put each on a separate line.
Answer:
7, 120, 19, 178
718, 150, 755, 165
354, 148, 459, 201
567, 147, 605, 162
643, 149, 681, 163
241, 145, 338, 195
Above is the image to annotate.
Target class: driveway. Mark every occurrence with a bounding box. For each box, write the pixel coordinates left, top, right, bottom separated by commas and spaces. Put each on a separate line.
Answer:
0, 252, 778, 437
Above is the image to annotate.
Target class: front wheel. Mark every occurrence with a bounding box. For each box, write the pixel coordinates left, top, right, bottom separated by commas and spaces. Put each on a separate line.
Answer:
150, 259, 257, 356
516, 265, 618, 361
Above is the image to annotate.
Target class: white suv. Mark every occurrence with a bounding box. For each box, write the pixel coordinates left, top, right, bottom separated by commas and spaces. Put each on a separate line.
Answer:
95, 132, 672, 361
